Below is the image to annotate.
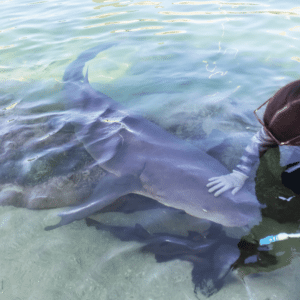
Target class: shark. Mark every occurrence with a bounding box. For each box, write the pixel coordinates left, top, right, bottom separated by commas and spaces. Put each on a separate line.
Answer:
45, 43, 262, 231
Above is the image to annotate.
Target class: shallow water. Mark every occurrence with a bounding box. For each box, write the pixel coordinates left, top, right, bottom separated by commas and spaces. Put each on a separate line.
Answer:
1, 0, 300, 299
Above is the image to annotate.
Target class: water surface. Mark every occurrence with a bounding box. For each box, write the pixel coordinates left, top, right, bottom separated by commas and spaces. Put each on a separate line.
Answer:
1, 0, 300, 299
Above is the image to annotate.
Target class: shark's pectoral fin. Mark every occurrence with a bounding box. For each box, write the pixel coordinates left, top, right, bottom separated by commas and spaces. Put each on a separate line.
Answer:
45, 173, 142, 230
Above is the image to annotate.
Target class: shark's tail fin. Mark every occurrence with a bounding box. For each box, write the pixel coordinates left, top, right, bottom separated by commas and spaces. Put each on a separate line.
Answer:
63, 43, 116, 82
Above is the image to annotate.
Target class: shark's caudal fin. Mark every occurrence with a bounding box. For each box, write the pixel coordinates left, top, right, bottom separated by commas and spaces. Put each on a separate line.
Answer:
63, 43, 116, 83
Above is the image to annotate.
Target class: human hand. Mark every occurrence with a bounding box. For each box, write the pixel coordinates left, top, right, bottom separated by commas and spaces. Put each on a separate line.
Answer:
206, 170, 249, 197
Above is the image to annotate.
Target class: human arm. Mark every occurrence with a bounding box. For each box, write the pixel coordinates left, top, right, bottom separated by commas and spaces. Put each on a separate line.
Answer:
207, 127, 277, 196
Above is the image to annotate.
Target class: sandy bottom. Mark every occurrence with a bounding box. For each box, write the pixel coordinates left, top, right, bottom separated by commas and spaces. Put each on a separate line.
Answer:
0, 205, 300, 300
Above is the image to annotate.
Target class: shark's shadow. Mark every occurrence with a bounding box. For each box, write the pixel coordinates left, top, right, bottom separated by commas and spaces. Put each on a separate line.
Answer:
86, 215, 238, 298
86, 194, 275, 298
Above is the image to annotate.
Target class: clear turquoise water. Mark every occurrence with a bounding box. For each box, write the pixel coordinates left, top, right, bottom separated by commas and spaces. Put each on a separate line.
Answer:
1, 0, 300, 299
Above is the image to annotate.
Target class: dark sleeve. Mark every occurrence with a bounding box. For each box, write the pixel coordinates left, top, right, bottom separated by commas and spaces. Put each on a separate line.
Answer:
234, 127, 278, 176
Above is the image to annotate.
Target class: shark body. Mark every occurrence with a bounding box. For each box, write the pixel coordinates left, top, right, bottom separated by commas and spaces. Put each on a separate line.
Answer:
46, 43, 262, 230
